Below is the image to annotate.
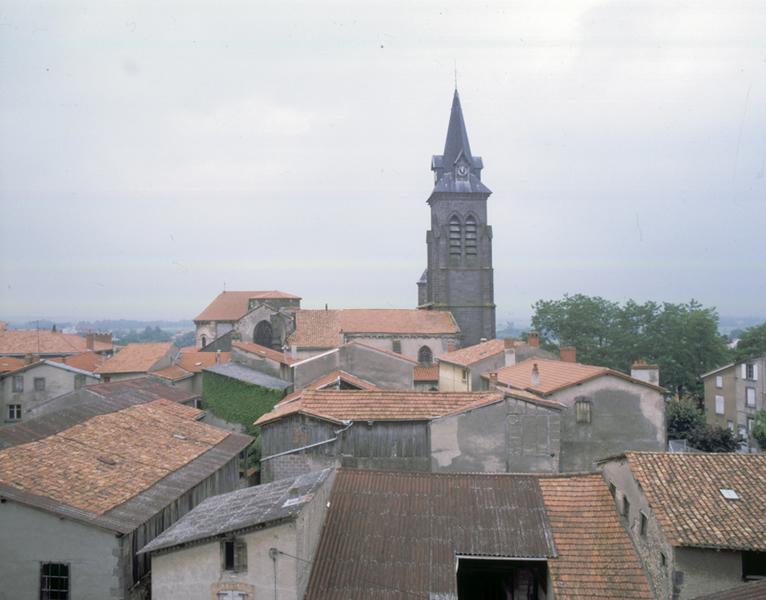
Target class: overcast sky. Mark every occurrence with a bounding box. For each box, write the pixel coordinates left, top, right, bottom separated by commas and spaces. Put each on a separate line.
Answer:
1, 1, 764, 325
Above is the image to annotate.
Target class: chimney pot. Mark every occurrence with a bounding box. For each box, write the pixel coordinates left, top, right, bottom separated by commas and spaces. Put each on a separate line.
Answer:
531, 363, 540, 386
528, 332, 540, 348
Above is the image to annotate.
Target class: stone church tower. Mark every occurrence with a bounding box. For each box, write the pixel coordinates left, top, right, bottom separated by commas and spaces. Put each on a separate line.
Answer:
417, 90, 496, 347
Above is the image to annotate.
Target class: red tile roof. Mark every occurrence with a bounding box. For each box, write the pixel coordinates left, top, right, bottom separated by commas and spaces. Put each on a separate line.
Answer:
194, 290, 300, 322
233, 341, 296, 365
96, 342, 175, 375
0, 356, 26, 373
413, 365, 439, 381
491, 358, 664, 396
151, 365, 194, 382
256, 390, 503, 426
276, 371, 379, 406
539, 474, 653, 599
177, 350, 231, 373
0, 400, 228, 516
288, 309, 459, 348
0, 330, 112, 356
49, 351, 107, 373
623, 452, 766, 551
438, 338, 505, 367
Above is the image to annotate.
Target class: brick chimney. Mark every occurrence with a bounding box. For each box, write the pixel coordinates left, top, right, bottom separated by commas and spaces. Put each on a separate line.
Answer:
85, 333, 94, 351
631, 360, 660, 385
560, 346, 577, 363
527, 332, 540, 348
531, 363, 540, 386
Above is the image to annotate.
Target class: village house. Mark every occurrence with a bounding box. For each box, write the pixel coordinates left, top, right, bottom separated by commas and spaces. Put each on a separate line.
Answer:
599, 452, 766, 600
255, 390, 505, 482
150, 349, 231, 395
0, 359, 100, 424
0, 397, 252, 600
484, 357, 667, 471
96, 341, 178, 382
0, 329, 113, 358
438, 338, 511, 391
304, 468, 652, 599
140, 468, 334, 600
701, 354, 764, 451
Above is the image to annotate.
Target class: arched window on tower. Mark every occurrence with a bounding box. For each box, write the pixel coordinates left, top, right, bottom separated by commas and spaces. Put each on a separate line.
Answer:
200, 335, 207, 349
449, 216, 462, 258
253, 320, 273, 347
465, 215, 477, 256
418, 345, 433, 366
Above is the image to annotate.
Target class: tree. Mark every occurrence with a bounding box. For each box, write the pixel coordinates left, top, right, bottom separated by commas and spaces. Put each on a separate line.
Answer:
752, 411, 766, 449
666, 397, 705, 440
689, 426, 741, 453
530, 295, 732, 397
735, 322, 766, 361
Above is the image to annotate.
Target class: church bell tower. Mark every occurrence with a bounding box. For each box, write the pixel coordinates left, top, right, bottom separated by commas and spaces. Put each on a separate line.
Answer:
417, 89, 496, 347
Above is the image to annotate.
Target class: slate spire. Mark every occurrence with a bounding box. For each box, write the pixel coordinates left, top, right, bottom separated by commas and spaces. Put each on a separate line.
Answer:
442, 89, 473, 166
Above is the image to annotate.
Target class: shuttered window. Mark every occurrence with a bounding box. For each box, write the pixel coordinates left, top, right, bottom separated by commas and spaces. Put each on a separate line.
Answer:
464, 215, 477, 256
449, 216, 462, 257
575, 398, 591, 424
715, 395, 725, 414
222, 538, 247, 573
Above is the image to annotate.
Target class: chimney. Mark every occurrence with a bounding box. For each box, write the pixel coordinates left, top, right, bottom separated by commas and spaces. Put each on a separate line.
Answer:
560, 346, 577, 363
215, 349, 221, 365
527, 332, 540, 348
488, 372, 498, 388
503, 339, 516, 367
24, 353, 36, 365
531, 363, 540, 386
447, 342, 456, 352
85, 332, 94, 351
631, 360, 660, 385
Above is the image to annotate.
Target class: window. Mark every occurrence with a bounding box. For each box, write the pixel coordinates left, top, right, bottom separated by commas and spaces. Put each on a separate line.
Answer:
575, 398, 591, 424
418, 346, 433, 366
34, 377, 46, 391
622, 495, 630, 518
392, 340, 402, 354
748, 417, 755, 433
660, 552, 667, 568
464, 215, 477, 256
74, 374, 86, 389
40, 562, 69, 599
8, 404, 21, 421
221, 538, 247, 573
253, 320, 273, 347
449, 216, 462, 257
12, 375, 23, 392
745, 363, 755, 380
715, 395, 725, 415
639, 512, 648, 537
715, 375, 723, 388
728, 420, 735, 431
461, 368, 468, 382
746, 387, 756, 408
201, 335, 207, 348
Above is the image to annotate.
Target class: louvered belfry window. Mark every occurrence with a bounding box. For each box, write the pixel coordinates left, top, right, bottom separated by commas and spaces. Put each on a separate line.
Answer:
449, 216, 462, 257
464, 215, 477, 256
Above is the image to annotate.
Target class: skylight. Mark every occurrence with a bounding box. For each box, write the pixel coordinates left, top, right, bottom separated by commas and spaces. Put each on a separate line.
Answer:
720, 488, 740, 500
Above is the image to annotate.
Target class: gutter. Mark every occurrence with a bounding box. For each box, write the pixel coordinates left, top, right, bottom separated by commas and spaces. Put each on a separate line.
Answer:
260, 421, 352, 462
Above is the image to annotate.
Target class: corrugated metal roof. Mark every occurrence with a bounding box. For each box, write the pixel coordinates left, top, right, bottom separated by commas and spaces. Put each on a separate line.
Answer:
305, 470, 555, 599
141, 468, 333, 554
204, 362, 292, 390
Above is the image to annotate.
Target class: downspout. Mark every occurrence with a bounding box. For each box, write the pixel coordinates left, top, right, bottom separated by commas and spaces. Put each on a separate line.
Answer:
259, 421, 353, 463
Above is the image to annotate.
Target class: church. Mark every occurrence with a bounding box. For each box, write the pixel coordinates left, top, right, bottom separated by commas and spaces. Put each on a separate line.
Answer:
195, 89, 496, 355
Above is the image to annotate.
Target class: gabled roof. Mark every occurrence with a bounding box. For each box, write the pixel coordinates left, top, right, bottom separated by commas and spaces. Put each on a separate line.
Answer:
288, 309, 460, 349
194, 290, 300, 322
277, 371, 379, 406
438, 338, 505, 367
700, 362, 737, 379
305, 470, 651, 600
151, 365, 194, 382
177, 350, 231, 373
140, 468, 333, 555
489, 358, 665, 396
203, 362, 292, 391
96, 342, 175, 375
255, 390, 504, 426
233, 341, 296, 365
0, 399, 252, 533
0, 356, 26, 372
49, 351, 107, 373
0, 359, 100, 380
0, 329, 112, 356
344, 341, 418, 365
618, 452, 766, 551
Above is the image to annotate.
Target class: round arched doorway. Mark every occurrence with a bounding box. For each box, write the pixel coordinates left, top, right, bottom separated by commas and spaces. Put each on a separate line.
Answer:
253, 320, 273, 347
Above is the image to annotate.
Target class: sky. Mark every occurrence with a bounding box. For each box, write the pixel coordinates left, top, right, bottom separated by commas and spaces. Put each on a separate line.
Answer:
1, 1, 764, 326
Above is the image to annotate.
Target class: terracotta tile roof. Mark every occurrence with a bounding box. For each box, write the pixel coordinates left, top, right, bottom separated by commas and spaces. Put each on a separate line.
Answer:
256, 390, 503, 426
0, 330, 112, 356
194, 290, 300, 322
624, 452, 766, 551
0, 356, 25, 373
413, 365, 439, 381
49, 351, 107, 373
539, 474, 653, 599
0, 399, 228, 516
233, 341, 296, 365
177, 350, 231, 372
490, 357, 664, 396
276, 371, 379, 406
691, 580, 766, 600
152, 365, 194, 382
288, 309, 459, 348
438, 338, 505, 367
96, 342, 175, 375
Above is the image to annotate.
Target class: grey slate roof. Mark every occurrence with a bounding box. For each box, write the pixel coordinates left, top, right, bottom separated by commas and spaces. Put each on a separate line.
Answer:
140, 468, 333, 554
204, 362, 292, 390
